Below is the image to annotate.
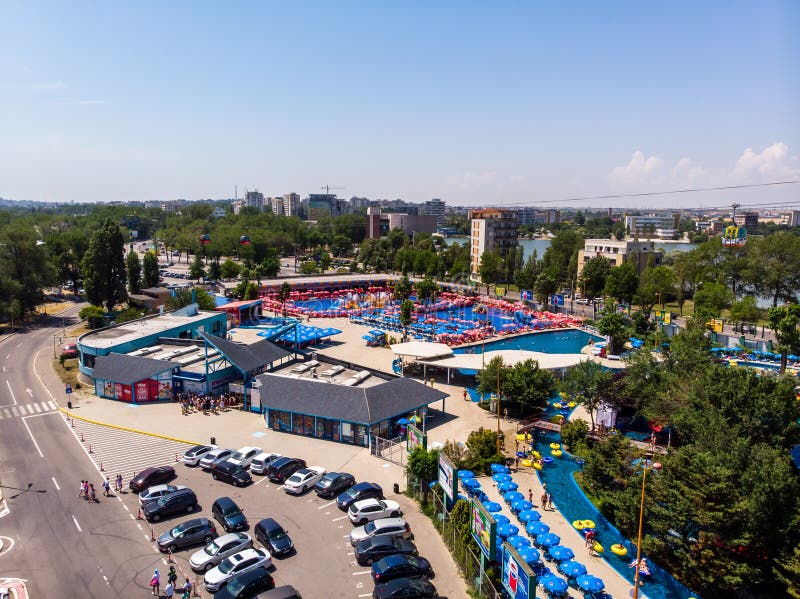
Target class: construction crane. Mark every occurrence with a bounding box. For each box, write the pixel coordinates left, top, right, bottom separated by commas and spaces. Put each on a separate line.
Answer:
321, 185, 345, 195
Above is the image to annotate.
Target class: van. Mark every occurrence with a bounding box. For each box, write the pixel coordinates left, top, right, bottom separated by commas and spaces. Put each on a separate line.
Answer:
267, 457, 306, 484
250, 453, 281, 475
211, 496, 248, 532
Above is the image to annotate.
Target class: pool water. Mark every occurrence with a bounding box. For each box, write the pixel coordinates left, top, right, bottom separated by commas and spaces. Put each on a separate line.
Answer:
455, 329, 601, 355
534, 430, 701, 599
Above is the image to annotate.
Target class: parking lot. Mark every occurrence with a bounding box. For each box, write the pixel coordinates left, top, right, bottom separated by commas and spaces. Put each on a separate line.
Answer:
116, 447, 451, 598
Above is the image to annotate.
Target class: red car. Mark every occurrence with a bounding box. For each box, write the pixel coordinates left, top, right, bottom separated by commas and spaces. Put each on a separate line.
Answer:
62, 344, 79, 358
129, 466, 176, 493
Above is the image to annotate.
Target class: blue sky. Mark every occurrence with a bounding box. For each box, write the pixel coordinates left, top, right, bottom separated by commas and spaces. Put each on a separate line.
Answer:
0, 1, 798, 208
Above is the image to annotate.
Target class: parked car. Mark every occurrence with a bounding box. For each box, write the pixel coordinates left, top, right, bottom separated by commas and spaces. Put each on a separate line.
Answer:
349, 518, 412, 546
61, 344, 79, 358
372, 577, 438, 599
211, 566, 274, 599
249, 452, 281, 475
337, 482, 384, 511
144, 488, 198, 522
184, 444, 218, 467
348, 498, 402, 525
211, 461, 253, 487
129, 466, 176, 493
157, 518, 217, 553
201, 449, 234, 471
189, 532, 253, 573
204, 548, 272, 592
354, 535, 419, 566
212, 497, 248, 532
254, 586, 301, 598
267, 457, 306, 484
371, 554, 434, 584
254, 518, 293, 557
227, 446, 263, 469
314, 472, 355, 498
139, 483, 188, 506
283, 467, 326, 495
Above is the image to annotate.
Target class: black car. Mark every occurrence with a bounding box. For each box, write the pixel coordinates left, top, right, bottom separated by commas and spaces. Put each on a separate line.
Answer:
267, 457, 306, 484
337, 482, 383, 511
211, 460, 253, 487
129, 465, 176, 492
254, 518, 293, 557
212, 566, 274, 599
254, 586, 301, 598
354, 535, 418, 566
371, 554, 434, 584
144, 488, 198, 522
372, 577, 438, 599
157, 517, 218, 553
315, 472, 355, 498
212, 497, 248, 532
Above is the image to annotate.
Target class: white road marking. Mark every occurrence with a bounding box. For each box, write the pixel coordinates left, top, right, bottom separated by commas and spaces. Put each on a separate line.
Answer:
21, 417, 43, 458
318, 501, 336, 509
129, 514, 136, 520
352, 571, 371, 576
51, 477, 60, 490
32, 349, 55, 400
5, 354, 9, 360
0, 408, 7, 419
359, 594, 372, 597
72, 515, 82, 532
0, 536, 15, 551
25, 388, 32, 397
32, 403, 42, 413
5, 380, 17, 405
332, 515, 348, 522
16, 342, 21, 348
10, 406, 18, 417
136, 523, 142, 530
19, 405, 29, 415
253, 476, 271, 487
47, 401, 56, 410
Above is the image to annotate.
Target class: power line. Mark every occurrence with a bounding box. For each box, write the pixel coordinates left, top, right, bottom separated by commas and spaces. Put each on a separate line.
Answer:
493, 179, 800, 207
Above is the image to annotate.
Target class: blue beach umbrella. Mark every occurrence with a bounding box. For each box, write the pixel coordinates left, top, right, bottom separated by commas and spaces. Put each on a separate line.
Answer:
496, 523, 516, 539
517, 509, 541, 523
397, 418, 410, 426
458, 470, 475, 479
526, 521, 550, 536
490, 463, 510, 474
539, 574, 568, 595
493, 514, 510, 526
508, 535, 531, 550
558, 560, 587, 578
518, 546, 540, 565
497, 481, 517, 493
549, 545, 575, 562
511, 499, 533, 514
503, 491, 524, 504
483, 501, 502, 513
576, 575, 605, 593
492, 473, 512, 483
536, 533, 561, 548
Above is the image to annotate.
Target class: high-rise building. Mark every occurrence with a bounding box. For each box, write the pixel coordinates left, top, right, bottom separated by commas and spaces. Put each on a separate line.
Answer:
307, 194, 337, 221
469, 208, 519, 277
423, 198, 446, 226
624, 213, 681, 239
733, 212, 759, 228
349, 196, 371, 211
244, 190, 264, 212
281, 193, 299, 217
269, 197, 284, 215
577, 239, 663, 277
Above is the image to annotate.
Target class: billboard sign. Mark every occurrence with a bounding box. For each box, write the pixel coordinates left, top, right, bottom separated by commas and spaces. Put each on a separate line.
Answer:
438, 452, 457, 501
501, 542, 535, 599
495, 286, 507, 297
520, 289, 533, 301
471, 499, 497, 559
406, 423, 427, 453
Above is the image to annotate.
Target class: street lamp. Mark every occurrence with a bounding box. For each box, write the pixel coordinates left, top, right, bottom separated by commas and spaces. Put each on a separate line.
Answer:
632, 459, 662, 598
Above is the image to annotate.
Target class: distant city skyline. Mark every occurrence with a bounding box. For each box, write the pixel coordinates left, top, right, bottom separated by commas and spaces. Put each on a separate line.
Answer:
0, 2, 797, 208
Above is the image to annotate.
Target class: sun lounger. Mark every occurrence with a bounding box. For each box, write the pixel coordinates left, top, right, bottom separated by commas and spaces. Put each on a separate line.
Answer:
291, 363, 312, 373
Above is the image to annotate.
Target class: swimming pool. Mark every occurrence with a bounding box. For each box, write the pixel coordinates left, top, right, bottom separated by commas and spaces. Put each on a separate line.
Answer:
534, 430, 701, 599
455, 329, 601, 355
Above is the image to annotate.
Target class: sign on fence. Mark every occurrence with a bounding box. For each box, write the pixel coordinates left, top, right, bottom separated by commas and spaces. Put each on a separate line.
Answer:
438, 452, 457, 501
406, 423, 426, 453
471, 499, 497, 559
502, 542, 535, 599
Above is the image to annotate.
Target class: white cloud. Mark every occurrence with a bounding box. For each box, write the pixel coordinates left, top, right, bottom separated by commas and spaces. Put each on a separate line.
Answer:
670, 157, 708, 184
731, 142, 800, 180
0, 81, 66, 91
608, 150, 664, 184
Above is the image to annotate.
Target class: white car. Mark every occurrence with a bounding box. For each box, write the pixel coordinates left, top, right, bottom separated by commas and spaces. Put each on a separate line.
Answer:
138, 483, 188, 506
349, 517, 411, 546
189, 532, 253, 573
200, 448, 234, 470
183, 444, 218, 467
283, 466, 326, 495
249, 452, 281, 475
348, 498, 402, 525
204, 548, 271, 592
226, 446, 262, 469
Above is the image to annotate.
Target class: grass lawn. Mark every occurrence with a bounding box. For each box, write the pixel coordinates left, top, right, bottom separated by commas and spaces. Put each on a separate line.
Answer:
52, 357, 83, 391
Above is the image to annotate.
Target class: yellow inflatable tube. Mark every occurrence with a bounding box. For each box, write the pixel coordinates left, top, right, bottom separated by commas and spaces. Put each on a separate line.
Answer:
611, 544, 628, 556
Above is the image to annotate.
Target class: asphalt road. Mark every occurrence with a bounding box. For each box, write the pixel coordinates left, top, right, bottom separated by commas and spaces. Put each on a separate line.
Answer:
0, 306, 164, 598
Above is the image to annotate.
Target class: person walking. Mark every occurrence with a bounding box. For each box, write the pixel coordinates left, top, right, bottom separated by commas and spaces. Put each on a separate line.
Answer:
528, 489, 533, 504
181, 578, 192, 599
167, 566, 177, 586
115, 473, 124, 494
540, 491, 548, 510
78, 480, 86, 499
102, 478, 111, 497
149, 569, 160, 596
88, 484, 97, 503
164, 581, 174, 598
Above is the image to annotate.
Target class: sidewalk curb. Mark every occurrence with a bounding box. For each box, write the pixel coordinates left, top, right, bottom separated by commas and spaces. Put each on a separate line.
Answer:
59, 408, 199, 446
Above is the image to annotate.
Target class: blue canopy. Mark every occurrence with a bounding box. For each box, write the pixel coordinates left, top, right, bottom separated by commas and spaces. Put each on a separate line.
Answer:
558, 560, 587, 578
539, 574, 568, 595
498, 481, 519, 493
508, 535, 531, 550
536, 532, 561, 547
517, 509, 541, 523
549, 545, 575, 561
368, 329, 385, 337
518, 546, 541, 565
503, 491, 524, 503
492, 473, 512, 483
493, 514, 510, 526
462, 478, 481, 490
576, 575, 605, 593
483, 501, 502, 513
490, 463, 510, 474
497, 523, 519, 539
397, 418, 410, 425
458, 470, 475, 479
511, 499, 533, 513
526, 521, 550, 536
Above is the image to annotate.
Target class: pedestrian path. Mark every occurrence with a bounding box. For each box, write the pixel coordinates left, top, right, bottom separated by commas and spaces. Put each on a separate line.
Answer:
64, 415, 193, 482
0, 400, 58, 420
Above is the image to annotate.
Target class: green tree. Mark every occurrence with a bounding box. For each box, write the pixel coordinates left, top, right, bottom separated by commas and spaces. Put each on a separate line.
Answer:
542, 228, 583, 284
580, 256, 612, 299
415, 277, 438, 307
768, 303, 800, 374
559, 360, 613, 431
596, 308, 628, 355
729, 296, 762, 324
189, 254, 206, 281
640, 265, 675, 310
534, 269, 559, 306
257, 252, 281, 278
393, 276, 413, 302
514, 253, 540, 292
748, 233, 800, 306
693, 281, 731, 318
82, 218, 127, 311
464, 428, 505, 474
604, 261, 639, 305
79, 304, 106, 329
220, 258, 241, 279
142, 251, 160, 288
671, 251, 699, 316
126, 251, 142, 294
560, 419, 589, 453
406, 446, 439, 500
298, 261, 317, 274
399, 299, 414, 339
207, 258, 222, 281
478, 250, 505, 291
277, 282, 291, 316
165, 288, 217, 311
115, 306, 144, 323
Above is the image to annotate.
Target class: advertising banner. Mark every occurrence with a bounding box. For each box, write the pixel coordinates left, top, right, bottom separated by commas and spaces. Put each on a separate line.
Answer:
520, 289, 533, 301
551, 294, 564, 306
406, 423, 427, 453
501, 542, 535, 599
438, 453, 457, 501
471, 499, 497, 559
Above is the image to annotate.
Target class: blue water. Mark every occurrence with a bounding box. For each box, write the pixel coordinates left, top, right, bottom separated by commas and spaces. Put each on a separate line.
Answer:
455, 329, 601, 355
533, 430, 700, 599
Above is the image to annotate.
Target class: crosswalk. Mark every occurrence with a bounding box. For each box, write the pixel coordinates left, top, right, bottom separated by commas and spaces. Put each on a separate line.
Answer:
66, 416, 193, 482
0, 400, 58, 420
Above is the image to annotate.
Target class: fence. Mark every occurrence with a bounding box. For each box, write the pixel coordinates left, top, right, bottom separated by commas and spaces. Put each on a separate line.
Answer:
408, 475, 502, 599
370, 435, 405, 466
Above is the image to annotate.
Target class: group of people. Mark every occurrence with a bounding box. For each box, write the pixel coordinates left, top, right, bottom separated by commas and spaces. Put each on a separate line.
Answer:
149, 566, 192, 598
78, 475, 125, 503
177, 392, 236, 416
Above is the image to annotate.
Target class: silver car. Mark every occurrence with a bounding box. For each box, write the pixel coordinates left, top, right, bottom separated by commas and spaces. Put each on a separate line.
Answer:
200, 448, 234, 470
204, 548, 272, 592
189, 532, 253, 572
349, 517, 411, 546
139, 484, 188, 506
